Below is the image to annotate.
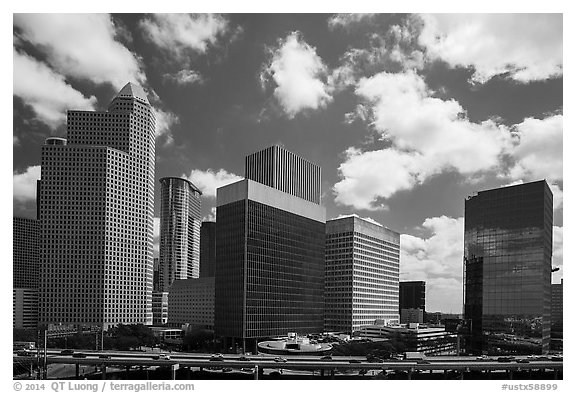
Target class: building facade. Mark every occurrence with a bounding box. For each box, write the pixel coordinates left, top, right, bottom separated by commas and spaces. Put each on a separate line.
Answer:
13, 217, 40, 330
38, 83, 155, 329
152, 291, 169, 325
168, 278, 215, 330
14, 217, 40, 289
245, 145, 321, 204
200, 221, 216, 278
158, 177, 202, 292
325, 215, 400, 333
356, 323, 457, 356
551, 280, 562, 333
215, 147, 326, 350
400, 281, 426, 310
464, 180, 553, 355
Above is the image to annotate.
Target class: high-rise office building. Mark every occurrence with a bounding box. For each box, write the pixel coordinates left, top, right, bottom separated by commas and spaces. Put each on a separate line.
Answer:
158, 177, 202, 291
152, 291, 169, 325
399, 281, 426, 310
245, 145, 321, 204
399, 281, 426, 323
215, 146, 326, 351
200, 221, 216, 278
13, 217, 40, 329
14, 217, 40, 289
464, 180, 553, 355
325, 215, 400, 333
38, 82, 156, 329
168, 277, 215, 329
551, 279, 562, 333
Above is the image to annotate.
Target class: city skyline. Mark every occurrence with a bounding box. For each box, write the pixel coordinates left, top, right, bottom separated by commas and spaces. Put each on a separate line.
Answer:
12, 13, 563, 313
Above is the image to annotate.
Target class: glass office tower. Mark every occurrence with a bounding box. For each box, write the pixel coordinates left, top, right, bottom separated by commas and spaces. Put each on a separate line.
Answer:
216, 147, 326, 352
464, 180, 553, 355
159, 177, 202, 291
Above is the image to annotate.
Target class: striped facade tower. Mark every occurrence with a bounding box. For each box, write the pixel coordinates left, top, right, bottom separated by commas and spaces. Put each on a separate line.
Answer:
158, 177, 202, 292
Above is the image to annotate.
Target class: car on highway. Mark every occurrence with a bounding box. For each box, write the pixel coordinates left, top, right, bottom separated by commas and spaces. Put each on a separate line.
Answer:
222, 367, 233, 373
60, 349, 74, 355
348, 359, 361, 364
239, 356, 251, 361
210, 355, 224, 361
476, 355, 490, 361
72, 353, 87, 358
274, 357, 288, 363
99, 355, 111, 359
497, 356, 514, 363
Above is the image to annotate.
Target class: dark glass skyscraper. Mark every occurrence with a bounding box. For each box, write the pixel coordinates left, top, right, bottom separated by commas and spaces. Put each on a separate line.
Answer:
399, 281, 426, 311
215, 147, 325, 351
464, 180, 553, 355
200, 221, 216, 278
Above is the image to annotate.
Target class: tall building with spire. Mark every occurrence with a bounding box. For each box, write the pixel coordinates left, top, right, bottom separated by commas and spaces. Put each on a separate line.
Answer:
158, 177, 202, 291
38, 83, 155, 329
215, 146, 325, 352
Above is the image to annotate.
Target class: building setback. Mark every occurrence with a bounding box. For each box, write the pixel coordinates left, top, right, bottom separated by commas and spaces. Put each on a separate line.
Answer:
158, 177, 202, 291
38, 83, 155, 329
215, 146, 325, 351
325, 215, 400, 333
200, 221, 216, 278
464, 180, 553, 355
168, 278, 215, 330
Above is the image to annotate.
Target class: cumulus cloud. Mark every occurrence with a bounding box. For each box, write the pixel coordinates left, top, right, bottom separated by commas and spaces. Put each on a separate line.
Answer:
327, 13, 376, 30
334, 71, 513, 210
418, 14, 563, 83
400, 216, 464, 312
163, 69, 204, 86
154, 108, 179, 143
508, 115, 563, 182
330, 17, 425, 91
13, 49, 97, 129
14, 14, 146, 90
203, 206, 217, 222
13, 165, 41, 202
335, 213, 383, 227
261, 32, 332, 118
186, 168, 242, 198
140, 14, 228, 60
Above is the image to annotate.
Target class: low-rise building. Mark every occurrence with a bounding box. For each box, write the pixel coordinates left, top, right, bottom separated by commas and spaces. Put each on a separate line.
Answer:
400, 308, 424, 324
13, 288, 38, 329
356, 322, 457, 356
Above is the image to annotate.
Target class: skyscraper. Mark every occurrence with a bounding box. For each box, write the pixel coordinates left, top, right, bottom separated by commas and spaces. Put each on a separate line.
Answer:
215, 146, 325, 351
399, 281, 426, 323
464, 180, 553, 355
245, 145, 321, 204
325, 215, 400, 333
38, 83, 155, 329
158, 177, 202, 291
200, 221, 216, 278
13, 217, 40, 329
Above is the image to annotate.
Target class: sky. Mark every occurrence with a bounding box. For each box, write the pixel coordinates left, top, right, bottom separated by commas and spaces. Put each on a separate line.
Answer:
11, 13, 564, 313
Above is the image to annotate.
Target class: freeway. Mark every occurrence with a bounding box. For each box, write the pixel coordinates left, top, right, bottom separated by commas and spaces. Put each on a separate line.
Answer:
15, 351, 563, 373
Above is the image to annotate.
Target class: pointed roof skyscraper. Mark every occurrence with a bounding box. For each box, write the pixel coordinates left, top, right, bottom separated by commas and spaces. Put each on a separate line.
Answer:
113, 82, 150, 105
